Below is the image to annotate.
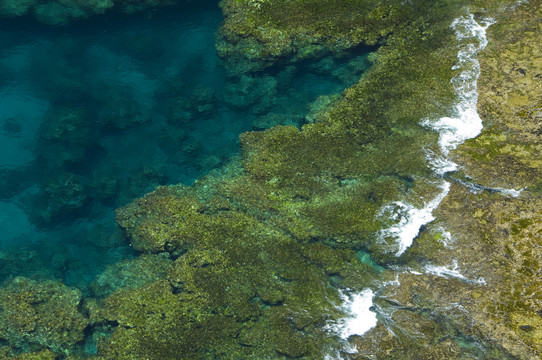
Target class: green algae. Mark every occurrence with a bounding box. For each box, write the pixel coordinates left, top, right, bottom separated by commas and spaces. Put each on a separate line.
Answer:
90, 253, 173, 298
105, 185, 381, 358
2, 0, 540, 358
0, 348, 57, 360
0, 277, 88, 356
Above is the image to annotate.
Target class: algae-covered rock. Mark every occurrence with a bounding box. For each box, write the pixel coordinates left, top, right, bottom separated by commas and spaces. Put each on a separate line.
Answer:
0, 348, 57, 360
0, 277, 88, 356
111, 181, 384, 358
217, 0, 418, 70
355, 3, 542, 358
90, 253, 172, 298
399, 185, 542, 359
456, 0, 542, 191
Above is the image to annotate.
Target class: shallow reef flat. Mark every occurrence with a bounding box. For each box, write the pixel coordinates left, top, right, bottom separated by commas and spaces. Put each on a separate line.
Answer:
357, 1, 542, 359
0, 0, 541, 359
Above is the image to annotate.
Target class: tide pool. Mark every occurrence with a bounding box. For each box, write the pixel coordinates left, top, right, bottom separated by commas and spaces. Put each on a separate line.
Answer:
0, 1, 370, 291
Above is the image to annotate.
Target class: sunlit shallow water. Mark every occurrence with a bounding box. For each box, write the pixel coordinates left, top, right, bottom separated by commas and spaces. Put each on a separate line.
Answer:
0, 2, 371, 290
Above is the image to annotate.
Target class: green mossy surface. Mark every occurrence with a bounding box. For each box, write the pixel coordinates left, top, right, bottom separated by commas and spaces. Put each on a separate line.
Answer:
0, 348, 57, 360
455, 0, 542, 190
90, 253, 173, 298
386, 2, 542, 358
0, 277, 88, 356
108, 185, 381, 358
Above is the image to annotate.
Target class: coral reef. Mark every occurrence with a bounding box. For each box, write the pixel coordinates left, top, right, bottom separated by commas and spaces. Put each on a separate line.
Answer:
0, 0, 539, 358
102, 183, 380, 358
0, 277, 88, 356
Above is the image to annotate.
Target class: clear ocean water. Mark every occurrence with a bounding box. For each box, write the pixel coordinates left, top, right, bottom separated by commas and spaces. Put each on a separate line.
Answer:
0, 1, 370, 291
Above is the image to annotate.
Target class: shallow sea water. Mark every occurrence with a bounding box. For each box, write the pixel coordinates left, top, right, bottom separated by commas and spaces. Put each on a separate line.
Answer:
0, 2, 370, 291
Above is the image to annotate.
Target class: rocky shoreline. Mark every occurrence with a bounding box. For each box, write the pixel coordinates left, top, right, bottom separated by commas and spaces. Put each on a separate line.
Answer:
0, 0, 540, 359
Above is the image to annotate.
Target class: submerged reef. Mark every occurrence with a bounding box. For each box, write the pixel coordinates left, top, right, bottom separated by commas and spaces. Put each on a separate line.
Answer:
0, 0, 540, 359
0, 277, 88, 356
109, 182, 378, 358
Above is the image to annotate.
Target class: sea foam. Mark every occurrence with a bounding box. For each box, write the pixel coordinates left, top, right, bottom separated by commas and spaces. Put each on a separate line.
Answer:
325, 288, 378, 358
333, 289, 378, 340
423, 260, 486, 285
329, 13, 494, 357
422, 14, 494, 162
378, 181, 450, 256
379, 14, 493, 256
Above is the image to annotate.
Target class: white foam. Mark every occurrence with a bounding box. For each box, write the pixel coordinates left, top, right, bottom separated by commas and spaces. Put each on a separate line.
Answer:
495, 187, 523, 197
378, 14, 493, 256
378, 181, 450, 256
423, 260, 486, 284
328, 289, 378, 341
423, 14, 493, 160
434, 226, 454, 248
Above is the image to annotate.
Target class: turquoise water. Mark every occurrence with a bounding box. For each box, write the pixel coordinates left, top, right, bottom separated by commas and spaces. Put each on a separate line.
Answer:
0, 2, 370, 291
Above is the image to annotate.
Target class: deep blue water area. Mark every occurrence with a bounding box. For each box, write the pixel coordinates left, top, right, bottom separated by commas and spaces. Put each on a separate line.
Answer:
0, 1, 370, 292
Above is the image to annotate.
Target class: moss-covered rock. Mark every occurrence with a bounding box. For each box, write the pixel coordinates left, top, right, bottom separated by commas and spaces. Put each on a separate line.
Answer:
217, 0, 422, 69
362, 2, 542, 358
456, 0, 542, 190
0, 277, 88, 356
108, 179, 389, 358
90, 253, 172, 298
0, 348, 58, 360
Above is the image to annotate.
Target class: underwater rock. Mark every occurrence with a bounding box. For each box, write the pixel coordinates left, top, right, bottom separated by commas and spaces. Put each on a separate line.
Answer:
251, 112, 302, 131
0, 277, 88, 356
154, 83, 218, 125
222, 74, 277, 113
37, 107, 98, 169
217, 0, 413, 72
27, 172, 90, 226
90, 253, 172, 298
0, 248, 63, 282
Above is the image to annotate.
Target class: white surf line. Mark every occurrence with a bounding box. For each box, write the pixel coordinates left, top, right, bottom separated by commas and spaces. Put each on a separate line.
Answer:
411, 260, 486, 285
324, 288, 378, 358
448, 176, 524, 197
375, 14, 494, 257
327, 12, 496, 358
378, 181, 451, 256
423, 14, 523, 196
423, 14, 494, 160
326, 289, 378, 339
